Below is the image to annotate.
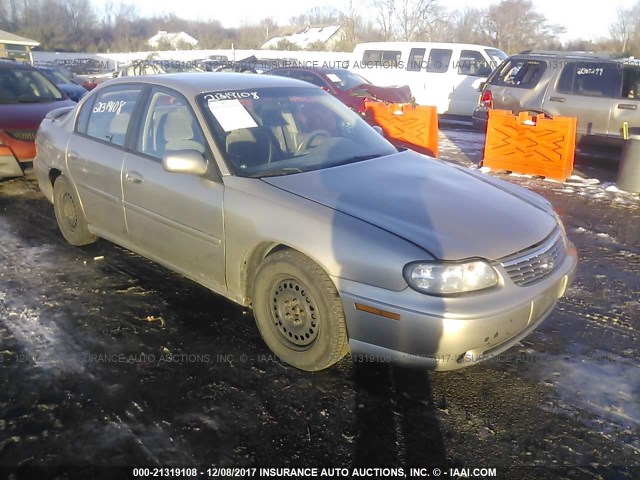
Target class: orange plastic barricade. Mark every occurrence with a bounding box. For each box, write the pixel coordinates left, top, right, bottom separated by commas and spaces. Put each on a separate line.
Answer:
365, 102, 439, 158
483, 110, 577, 182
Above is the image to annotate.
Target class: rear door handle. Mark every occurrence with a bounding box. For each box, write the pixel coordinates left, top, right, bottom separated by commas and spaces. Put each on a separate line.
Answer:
549, 96, 565, 103
125, 171, 143, 184
617, 103, 638, 110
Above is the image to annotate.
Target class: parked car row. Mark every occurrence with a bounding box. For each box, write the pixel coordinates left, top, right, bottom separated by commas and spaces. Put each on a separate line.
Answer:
264, 67, 413, 114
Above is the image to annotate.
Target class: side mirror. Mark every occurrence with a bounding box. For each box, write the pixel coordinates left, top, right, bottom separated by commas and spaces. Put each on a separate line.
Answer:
477, 81, 486, 92
163, 150, 208, 175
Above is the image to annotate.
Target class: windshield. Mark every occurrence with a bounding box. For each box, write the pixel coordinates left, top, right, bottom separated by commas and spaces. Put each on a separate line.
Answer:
44, 69, 73, 85
324, 69, 370, 90
0, 68, 64, 103
198, 87, 397, 178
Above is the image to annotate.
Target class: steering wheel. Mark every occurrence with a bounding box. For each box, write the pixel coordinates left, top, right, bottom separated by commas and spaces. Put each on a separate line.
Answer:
296, 130, 331, 153
260, 128, 284, 164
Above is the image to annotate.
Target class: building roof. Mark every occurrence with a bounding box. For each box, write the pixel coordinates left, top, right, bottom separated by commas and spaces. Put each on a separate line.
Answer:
147, 31, 199, 49
261, 25, 342, 49
0, 29, 40, 47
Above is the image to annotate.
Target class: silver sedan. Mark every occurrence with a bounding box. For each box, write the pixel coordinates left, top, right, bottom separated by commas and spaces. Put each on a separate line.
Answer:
34, 73, 577, 371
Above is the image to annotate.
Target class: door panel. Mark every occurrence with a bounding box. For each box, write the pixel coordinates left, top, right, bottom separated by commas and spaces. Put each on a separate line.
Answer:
122, 88, 225, 287
66, 135, 126, 237
609, 66, 640, 141
542, 62, 615, 139
122, 154, 225, 286
67, 84, 143, 237
449, 50, 490, 115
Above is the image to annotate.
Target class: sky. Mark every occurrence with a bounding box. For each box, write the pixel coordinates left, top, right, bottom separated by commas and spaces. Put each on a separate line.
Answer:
94, 0, 633, 42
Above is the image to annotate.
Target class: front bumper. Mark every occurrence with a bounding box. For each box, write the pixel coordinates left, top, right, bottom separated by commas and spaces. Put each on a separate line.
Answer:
337, 240, 577, 371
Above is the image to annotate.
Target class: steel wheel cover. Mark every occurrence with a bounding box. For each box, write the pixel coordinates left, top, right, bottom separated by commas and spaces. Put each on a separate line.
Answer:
271, 277, 319, 349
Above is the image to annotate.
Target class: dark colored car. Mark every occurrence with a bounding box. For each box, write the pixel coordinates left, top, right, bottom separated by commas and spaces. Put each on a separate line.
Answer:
0, 60, 76, 177
264, 67, 412, 114
38, 66, 88, 102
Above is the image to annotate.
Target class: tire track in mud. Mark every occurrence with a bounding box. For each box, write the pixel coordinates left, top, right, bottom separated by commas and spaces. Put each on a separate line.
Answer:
0, 194, 200, 466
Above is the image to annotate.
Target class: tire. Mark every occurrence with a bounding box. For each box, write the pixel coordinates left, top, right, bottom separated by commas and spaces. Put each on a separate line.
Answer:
53, 175, 96, 246
252, 250, 349, 371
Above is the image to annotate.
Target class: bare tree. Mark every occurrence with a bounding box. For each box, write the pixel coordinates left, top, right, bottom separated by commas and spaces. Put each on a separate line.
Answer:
371, 0, 396, 41
476, 0, 565, 53
449, 7, 484, 44
395, 0, 437, 41
609, 4, 640, 54
289, 6, 344, 27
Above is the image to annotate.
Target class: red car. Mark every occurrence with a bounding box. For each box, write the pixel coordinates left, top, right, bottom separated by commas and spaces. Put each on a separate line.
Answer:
0, 60, 76, 177
264, 67, 412, 114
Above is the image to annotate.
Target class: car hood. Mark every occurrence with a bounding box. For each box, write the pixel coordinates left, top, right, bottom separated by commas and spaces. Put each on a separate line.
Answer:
348, 84, 413, 103
0, 100, 76, 129
263, 151, 557, 260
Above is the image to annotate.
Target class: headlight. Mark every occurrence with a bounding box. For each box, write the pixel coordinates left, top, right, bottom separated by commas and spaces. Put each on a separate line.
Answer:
404, 259, 499, 295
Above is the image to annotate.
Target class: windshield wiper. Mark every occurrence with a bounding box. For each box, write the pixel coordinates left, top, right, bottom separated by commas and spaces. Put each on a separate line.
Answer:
249, 167, 304, 178
16, 97, 54, 103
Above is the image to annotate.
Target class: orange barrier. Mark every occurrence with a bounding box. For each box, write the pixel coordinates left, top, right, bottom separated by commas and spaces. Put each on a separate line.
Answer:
365, 102, 439, 157
483, 110, 577, 182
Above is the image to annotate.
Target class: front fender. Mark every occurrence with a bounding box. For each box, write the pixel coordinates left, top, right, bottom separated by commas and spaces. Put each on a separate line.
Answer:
223, 176, 432, 299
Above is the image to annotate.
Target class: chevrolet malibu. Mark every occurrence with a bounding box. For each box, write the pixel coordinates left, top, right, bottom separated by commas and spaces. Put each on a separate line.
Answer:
34, 73, 577, 371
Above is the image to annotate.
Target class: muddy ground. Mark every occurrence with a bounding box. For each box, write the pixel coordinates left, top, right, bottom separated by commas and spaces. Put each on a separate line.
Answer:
0, 124, 639, 480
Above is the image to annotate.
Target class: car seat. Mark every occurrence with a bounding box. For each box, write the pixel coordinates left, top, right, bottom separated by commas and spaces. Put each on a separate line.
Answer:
225, 127, 281, 170
162, 108, 205, 154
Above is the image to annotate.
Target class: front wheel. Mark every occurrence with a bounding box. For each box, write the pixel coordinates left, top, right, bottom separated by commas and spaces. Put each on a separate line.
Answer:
53, 175, 96, 246
252, 250, 349, 371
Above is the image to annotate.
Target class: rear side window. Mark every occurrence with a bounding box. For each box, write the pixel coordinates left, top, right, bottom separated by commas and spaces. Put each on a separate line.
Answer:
79, 85, 142, 147
494, 60, 546, 88
556, 62, 615, 97
620, 67, 640, 99
361, 50, 402, 67
406, 48, 426, 72
426, 49, 452, 73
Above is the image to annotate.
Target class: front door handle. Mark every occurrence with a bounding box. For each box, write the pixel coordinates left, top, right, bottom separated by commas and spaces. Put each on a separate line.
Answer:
549, 96, 565, 103
617, 103, 638, 110
125, 171, 143, 184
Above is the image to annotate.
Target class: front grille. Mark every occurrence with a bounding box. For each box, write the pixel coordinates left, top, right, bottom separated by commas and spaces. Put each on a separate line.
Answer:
6, 129, 37, 142
500, 230, 566, 287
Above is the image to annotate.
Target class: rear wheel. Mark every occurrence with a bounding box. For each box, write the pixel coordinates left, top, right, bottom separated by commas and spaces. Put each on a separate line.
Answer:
53, 175, 96, 246
252, 250, 349, 371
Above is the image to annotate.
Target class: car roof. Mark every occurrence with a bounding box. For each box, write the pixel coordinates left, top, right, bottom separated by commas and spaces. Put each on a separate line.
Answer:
101, 72, 313, 96
509, 51, 633, 63
0, 60, 36, 70
270, 66, 350, 73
